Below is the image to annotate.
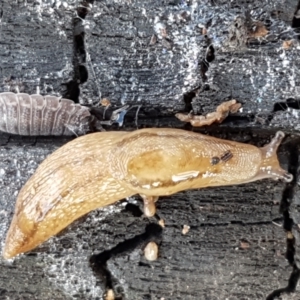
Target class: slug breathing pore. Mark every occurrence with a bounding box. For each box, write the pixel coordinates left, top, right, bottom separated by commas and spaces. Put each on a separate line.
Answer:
2, 128, 293, 259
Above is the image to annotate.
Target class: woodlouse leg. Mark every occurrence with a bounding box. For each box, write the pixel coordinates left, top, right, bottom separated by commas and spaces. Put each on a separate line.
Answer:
140, 194, 159, 217
64, 124, 79, 137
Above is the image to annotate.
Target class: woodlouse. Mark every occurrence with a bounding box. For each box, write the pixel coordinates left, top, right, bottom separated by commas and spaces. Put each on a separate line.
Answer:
0, 92, 93, 136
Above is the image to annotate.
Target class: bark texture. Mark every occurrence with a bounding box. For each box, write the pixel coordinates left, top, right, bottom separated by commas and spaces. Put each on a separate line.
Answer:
1, 0, 300, 299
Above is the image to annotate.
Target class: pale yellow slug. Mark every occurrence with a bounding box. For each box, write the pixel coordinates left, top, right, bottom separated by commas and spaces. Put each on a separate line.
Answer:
2, 128, 292, 259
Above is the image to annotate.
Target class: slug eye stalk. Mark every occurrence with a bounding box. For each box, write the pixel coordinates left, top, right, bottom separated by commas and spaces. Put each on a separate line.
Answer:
258, 131, 293, 183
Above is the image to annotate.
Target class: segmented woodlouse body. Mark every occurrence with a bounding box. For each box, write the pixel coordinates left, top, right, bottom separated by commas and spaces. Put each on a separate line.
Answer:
0, 92, 93, 136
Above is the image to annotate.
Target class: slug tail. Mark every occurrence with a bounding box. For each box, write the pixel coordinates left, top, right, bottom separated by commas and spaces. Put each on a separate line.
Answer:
3, 178, 133, 259
3, 222, 26, 259
3, 131, 132, 259
258, 131, 293, 183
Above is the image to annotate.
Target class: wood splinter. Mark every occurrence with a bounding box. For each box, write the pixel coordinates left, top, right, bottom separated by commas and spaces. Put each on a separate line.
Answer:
175, 99, 241, 127
144, 242, 159, 261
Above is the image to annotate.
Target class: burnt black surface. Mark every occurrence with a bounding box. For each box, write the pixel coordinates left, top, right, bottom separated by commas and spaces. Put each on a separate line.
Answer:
1, 0, 300, 299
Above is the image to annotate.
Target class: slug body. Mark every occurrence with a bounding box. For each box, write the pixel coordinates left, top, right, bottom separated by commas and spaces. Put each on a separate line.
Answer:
3, 128, 292, 259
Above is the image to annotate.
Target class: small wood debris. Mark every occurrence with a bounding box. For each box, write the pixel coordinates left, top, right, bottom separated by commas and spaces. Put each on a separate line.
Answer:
144, 241, 159, 261
182, 225, 190, 235
175, 99, 241, 127
248, 21, 268, 38
100, 98, 111, 107
239, 240, 250, 250
104, 289, 115, 300
287, 231, 294, 240
149, 34, 157, 45
282, 40, 294, 50
162, 38, 172, 50
158, 219, 165, 228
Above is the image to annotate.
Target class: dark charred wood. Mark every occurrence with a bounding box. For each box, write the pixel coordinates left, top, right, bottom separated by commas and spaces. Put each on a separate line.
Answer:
1, 0, 300, 299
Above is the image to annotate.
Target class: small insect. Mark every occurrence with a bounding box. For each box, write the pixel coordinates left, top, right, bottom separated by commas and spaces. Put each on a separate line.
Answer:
211, 151, 233, 165
0, 92, 132, 136
220, 150, 233, 162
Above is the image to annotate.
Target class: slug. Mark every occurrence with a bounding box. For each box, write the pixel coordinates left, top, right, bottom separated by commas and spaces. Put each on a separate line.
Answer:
3, 128, 292, 259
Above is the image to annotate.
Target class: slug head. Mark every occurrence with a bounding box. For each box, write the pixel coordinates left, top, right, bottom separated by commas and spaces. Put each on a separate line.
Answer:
257, 131, 293, 182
